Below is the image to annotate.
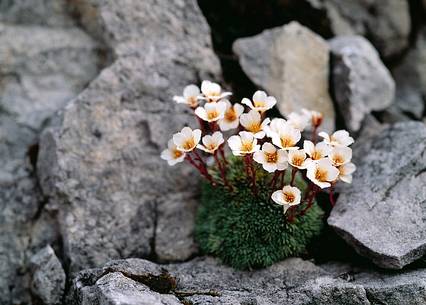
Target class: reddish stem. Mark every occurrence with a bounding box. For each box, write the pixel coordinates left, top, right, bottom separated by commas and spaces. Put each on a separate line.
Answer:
312, 126, 318, 144
290, 168, 297, 186
279, 168, 286, 189
214, 152, 232, 191
190, 151, 215, 185
329, 184, 336, 207
299, 186, 319, 217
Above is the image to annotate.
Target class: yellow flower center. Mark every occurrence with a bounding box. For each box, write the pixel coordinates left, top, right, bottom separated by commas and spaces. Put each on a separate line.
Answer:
311, 150, 322, 160
207, 110, 219, 120
280, 136, 294, 148
292, 155, 304, 167
224, 108, 237, 122
315, 168, 328, 182
265, 151, 278, 163
183, 138, 195, 150
332, 154, 344, 165
283, 192, 295, 203
187, 96, 198, 108
247, 122, 261, 133
173, 149, 183, 158
254, 100, 265, 108
206, 143, 217, 151
241, 141, 253, 152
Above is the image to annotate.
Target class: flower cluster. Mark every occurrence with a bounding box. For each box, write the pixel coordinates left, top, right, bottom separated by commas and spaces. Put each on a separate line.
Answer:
162, 81, 356, 220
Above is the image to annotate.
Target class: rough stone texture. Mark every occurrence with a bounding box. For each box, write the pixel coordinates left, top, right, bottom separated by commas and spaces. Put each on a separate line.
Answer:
330, 36, 395, 132
30, 245, 66, 305
38, 0, 221, 272
329, 122, 426, 269
70, 257, 426, 305
391, 29, 426, 119
233, 21, 335, 132
324, 0, 411, 59
0, 3, 102, 303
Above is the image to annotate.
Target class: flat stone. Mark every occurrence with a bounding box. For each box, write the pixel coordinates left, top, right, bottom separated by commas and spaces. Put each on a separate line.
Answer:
37, 0, 221, 272
30, 245, 66, 305
70, 257, 426, 305
233, 21, 335, 132
329, 36, 395, 132
328, 122, 426, 269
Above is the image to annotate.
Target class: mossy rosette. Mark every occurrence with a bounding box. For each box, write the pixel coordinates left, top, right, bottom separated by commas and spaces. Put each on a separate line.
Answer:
195, 158, 324, 270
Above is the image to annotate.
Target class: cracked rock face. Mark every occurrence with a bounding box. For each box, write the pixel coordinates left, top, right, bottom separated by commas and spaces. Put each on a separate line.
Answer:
0, 1, 102, 303
233, 21, 335, 132
328, 122, 426, 269
70, 257, 426, 305
330, 36, 395, 132
324, 0, 411, 59
38, 0, 221, 272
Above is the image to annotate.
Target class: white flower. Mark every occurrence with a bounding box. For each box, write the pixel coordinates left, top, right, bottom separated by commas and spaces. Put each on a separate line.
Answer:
302, 109, 323, 127
239, 109, 270, 139
306, 158, 339, 189
264, 118, 287, 137
227, 131, 260, 156
271, 185, 301, 214
161, 139, 186, 166
287, 111, 310, 131
194, 101, 227, 122
200, 80, 231, 103
172, 127, 202, 152
328, 146, 352, 166
173, 84, 200, 108
241, 90, 277, 112
318, 130, 354, 147
253, 142, 288, 173
288, 149, 310, 169
270, 121, 301, 150
218, 100, 244, 131
197, 131, 224, 154
338, 162, 356, 183
303, 140, 331, 162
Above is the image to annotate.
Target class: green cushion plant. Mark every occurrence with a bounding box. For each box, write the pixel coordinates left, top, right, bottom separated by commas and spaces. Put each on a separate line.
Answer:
161, 80, 356, 270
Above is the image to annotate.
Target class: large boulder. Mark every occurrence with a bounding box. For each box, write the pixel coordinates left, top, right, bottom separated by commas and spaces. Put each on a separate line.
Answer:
328, 122, 426, 269
70, 257, 426, 305
0, 4, 102, 303
324, 0, 411, 59
37, 0, 221, 272
233, 21, 335, 132
329, 36, 395, 132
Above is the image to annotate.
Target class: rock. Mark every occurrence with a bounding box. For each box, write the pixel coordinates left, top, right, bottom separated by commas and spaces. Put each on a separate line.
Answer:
324, 0, 411, 59
329, 36, 395, 132
70, 256, 426, 305
233, 21, 335, 132
38, 0, 221, 272
30, 245, 66, 305
0, 9, 102, 304
391, 29, 426, 120
328, 122, 426, 269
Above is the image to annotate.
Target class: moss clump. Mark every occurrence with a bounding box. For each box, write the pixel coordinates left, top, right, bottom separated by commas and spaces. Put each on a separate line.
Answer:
195, 158, 324, 270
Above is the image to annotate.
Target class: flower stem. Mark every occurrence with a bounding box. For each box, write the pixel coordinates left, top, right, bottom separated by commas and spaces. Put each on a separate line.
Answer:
312, 126, 318, 144
189, 152, 215, 185
214, 152, 232, 191
329, 184, 336, 207
298, 186, 319, 217
290, 168, 297, 186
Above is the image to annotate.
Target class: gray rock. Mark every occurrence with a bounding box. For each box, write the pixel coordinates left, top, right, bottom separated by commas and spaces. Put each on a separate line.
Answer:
0, 9, 102, 304
37, 0, 221, 272
70, 256, 426, 305
233, 21, 335, 132
30, 245, 66, 305
324, 0, 411, 58
329, 122, 426, 269
330, 36, 395, 132
391, 29, 426, 119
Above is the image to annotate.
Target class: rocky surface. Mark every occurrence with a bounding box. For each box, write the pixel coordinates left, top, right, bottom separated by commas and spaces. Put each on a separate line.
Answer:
0, 1, 102, 303
324, 0, 411, 59
70, 256, 426, 305
330, 36, 395, 132
30, 245, 66, 305
329, 122, 426, 269
233, 21, 335, 132
37, 0, 221, 273
391, 29, 426, 120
